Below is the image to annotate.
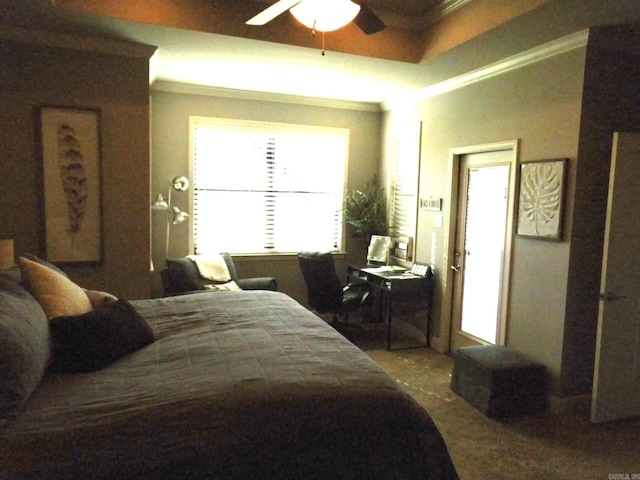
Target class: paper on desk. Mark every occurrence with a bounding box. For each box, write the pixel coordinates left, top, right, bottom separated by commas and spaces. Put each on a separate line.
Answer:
362, 265, 406, 273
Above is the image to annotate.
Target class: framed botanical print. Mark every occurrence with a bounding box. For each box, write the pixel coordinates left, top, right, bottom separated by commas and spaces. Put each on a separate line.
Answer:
38, 106, 103, 264
516, 158, 568, 241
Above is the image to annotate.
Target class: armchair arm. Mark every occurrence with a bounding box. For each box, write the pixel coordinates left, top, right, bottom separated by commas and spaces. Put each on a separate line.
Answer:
236, 277, 278, 291
161, 255, 278, 295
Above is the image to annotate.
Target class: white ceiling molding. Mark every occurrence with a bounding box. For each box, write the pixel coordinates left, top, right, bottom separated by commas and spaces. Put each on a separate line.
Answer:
382, 29, 589, 111
153, 28, 589, 113
151, 81, 383, 112
439, 0, 474, 17
379, 0, 473, 31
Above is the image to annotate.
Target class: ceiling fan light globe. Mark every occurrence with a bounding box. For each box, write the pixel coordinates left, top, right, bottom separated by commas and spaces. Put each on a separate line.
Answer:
290, 0, 361, 32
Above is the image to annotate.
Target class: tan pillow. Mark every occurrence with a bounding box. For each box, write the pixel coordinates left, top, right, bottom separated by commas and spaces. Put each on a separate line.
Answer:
19, 256, 93, 320
84, 289, 118, 309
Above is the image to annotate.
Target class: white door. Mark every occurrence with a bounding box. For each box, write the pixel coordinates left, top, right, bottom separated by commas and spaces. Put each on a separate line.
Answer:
592, 132, 640, 423
450, 149, 513, 351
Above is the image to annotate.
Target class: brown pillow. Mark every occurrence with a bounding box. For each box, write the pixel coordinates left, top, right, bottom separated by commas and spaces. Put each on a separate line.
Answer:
49, 299, 155, 373
19, 256, 93, 320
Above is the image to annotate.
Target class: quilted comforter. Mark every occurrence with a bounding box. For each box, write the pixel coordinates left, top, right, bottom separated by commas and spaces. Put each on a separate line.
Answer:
1, 290, 457, 479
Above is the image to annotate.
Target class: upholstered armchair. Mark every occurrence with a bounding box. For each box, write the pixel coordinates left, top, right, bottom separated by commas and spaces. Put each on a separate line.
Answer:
161, 253, 277, 296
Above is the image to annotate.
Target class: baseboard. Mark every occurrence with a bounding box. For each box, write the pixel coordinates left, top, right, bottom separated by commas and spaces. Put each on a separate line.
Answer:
548, 393, 591, 415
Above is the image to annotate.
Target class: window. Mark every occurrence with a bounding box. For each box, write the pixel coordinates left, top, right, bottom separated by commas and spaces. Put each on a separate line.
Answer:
389, 122, 421, 259
190, 117, 348, 255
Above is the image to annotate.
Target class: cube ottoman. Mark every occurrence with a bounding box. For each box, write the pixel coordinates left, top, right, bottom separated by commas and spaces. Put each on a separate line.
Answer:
450, 345, 548, 418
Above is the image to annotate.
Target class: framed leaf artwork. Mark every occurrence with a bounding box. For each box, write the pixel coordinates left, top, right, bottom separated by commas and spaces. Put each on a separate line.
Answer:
516, 158, 568, 241
38, 106, 103, 264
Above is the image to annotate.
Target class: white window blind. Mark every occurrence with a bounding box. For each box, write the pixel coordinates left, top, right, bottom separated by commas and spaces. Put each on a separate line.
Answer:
191, 117, 348, 255
390, 122, 421, 240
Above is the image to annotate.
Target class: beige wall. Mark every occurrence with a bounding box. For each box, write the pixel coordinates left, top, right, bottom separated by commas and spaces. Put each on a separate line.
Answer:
382, 46, 587, 394
0, 37, 153, 299
150, 88, 381, 305
384, 24, 640, 398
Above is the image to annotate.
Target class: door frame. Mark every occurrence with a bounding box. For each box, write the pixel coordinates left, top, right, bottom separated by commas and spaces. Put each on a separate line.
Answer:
439, 140, 519, 352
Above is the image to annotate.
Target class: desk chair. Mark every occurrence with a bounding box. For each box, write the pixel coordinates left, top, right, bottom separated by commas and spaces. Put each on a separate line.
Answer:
297, 251, 370, 340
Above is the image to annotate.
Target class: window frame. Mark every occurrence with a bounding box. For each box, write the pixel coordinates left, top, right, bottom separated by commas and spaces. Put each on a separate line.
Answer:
188, 116, 350, 256
388, 121, 421, 264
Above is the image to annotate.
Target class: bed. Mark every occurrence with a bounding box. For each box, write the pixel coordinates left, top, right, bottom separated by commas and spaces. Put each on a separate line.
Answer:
0, 263, 458, 479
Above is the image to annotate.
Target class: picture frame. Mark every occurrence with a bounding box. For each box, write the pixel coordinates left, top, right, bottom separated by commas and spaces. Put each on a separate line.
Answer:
516, 158, 568, 241
38, 106, 103, 264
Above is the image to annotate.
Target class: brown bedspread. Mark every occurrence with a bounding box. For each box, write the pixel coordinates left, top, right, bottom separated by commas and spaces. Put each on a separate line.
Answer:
1, 290, 457, 479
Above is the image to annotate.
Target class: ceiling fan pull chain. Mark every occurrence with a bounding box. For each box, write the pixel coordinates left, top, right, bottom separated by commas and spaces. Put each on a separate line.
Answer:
322, 32, 326, 56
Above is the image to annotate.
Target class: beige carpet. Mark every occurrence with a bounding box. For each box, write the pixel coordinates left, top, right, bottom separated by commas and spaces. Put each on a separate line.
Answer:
355, 332, 640, 480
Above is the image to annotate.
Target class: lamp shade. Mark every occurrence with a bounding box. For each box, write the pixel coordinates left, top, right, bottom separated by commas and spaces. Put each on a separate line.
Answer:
171, 176, 190, 192
172, 207, 189, 225
0, 239, 15, 270
290, 0, 361, 32
152, 193, 169, 210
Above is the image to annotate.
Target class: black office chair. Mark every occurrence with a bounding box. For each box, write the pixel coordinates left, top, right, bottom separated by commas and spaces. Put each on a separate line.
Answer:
297, 251, 370, 340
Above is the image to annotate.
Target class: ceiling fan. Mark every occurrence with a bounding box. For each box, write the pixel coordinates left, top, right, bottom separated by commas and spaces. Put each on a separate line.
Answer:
246, 0, 385, 35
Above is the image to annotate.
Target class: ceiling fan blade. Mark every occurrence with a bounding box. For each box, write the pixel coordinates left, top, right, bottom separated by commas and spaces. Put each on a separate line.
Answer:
246, 0, 303, 26
353, 1, 385, 35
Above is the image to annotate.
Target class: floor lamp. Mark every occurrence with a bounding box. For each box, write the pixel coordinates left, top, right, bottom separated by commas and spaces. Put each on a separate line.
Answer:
152, 176, 190, 259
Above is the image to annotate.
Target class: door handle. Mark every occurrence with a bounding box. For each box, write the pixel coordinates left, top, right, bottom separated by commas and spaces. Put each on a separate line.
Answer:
451, 265, 460, 272
599, 292, 627, 302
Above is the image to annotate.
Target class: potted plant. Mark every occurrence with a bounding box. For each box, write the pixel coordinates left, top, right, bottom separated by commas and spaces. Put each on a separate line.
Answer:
344, 176, 388, 240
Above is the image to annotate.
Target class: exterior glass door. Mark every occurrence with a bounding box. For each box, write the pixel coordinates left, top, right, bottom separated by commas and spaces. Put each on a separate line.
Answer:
451, 149, 512, 351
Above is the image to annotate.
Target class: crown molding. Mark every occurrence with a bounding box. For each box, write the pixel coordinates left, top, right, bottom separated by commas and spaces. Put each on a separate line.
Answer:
153, 29, 589, 114
382, 29, 589, 111
0, 25, 157, 59
440, 0, 475, 17
382, 0, 473, 31
150, 81, 383, 112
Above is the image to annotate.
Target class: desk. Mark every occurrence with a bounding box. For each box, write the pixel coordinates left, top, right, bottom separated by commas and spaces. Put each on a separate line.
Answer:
348, 265, 434, 350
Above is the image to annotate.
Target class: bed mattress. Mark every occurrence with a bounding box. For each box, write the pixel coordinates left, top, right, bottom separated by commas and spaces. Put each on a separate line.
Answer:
1, 290, 457, 479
